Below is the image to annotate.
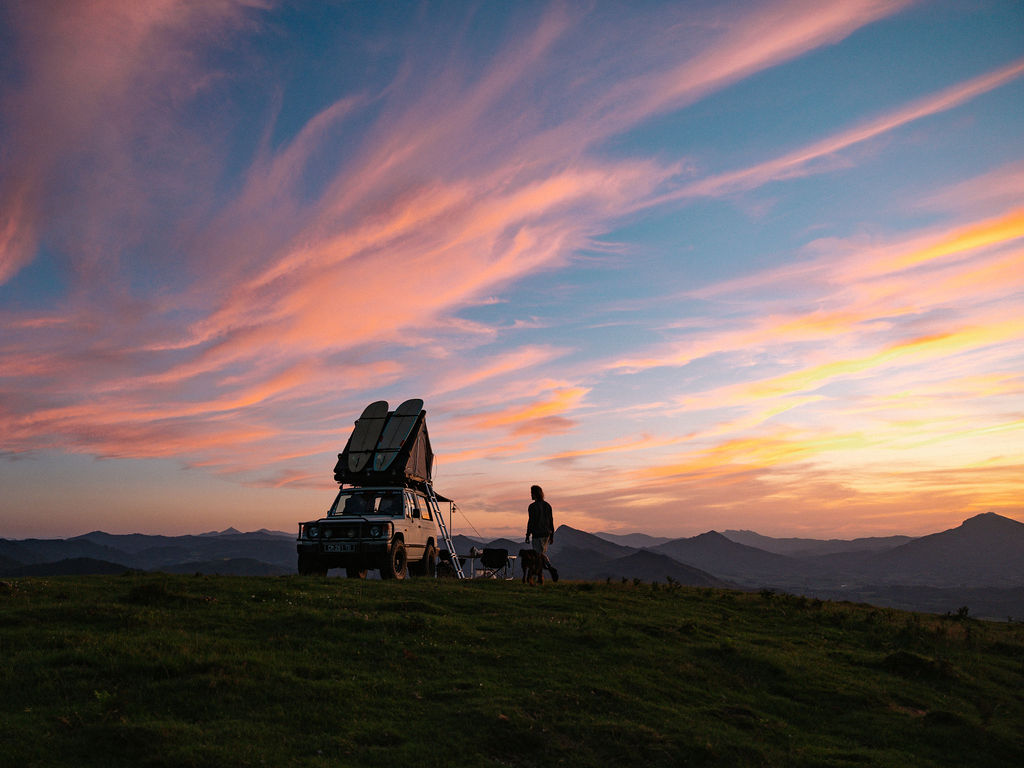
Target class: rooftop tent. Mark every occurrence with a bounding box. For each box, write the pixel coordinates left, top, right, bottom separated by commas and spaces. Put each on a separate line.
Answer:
334, 400, 435, 486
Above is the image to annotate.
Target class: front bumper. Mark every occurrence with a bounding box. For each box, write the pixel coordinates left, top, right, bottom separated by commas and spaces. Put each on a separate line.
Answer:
297, 540, 388, 557
296, 539, 390, 570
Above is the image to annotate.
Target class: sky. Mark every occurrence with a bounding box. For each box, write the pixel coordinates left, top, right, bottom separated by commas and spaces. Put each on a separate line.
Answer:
1, 0, 1022, 541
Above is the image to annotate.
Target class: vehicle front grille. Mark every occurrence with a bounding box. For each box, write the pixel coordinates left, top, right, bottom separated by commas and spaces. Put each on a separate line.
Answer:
322, 525, 369, 539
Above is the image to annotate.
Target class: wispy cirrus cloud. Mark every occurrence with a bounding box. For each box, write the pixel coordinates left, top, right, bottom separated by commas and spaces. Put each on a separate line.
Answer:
587, 187, 1024, 536
611, 204, 1024, 375
8, 2, 1020, 539
457, 387, 590, 437
0, 0, 909, 479
918, 161, 1024, 215
656, 56, 1024, 201
0, 0, 272, 286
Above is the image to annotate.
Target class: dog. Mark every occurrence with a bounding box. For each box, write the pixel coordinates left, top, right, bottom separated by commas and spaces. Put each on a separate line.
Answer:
519, 548, 544, 585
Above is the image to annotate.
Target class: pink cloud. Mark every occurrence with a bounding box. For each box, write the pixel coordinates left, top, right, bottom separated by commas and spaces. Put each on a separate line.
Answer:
658, 56, 1024, 201
459, 387, 590, 431
0, 1, 270, 285
0, 0, 949, 516
919, 161, 1024, 215
649, 0, 910, 114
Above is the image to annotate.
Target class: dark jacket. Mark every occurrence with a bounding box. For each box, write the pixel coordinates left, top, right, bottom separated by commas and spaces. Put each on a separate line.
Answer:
527, 500, 554, 539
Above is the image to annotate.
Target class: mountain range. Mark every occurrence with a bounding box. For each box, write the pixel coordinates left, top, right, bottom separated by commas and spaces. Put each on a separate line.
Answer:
2, 513, 1022, 618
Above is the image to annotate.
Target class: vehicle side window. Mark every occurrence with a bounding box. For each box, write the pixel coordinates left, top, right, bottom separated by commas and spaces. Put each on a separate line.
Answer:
377, 493, 404, 516
418, 495, 432, 521
407, 493, 421, 519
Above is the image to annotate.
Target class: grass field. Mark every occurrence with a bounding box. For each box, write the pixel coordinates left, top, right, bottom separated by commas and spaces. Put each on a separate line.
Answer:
1, 574, 1022, 767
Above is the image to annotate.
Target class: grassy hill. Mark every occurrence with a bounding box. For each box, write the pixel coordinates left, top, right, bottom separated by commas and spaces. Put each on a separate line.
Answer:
1, 575, 1022, 767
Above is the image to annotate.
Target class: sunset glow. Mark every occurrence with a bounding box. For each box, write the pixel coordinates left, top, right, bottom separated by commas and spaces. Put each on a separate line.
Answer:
1, 1, 1022, 539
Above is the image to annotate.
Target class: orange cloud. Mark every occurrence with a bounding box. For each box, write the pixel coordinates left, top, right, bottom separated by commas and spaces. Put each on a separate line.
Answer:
464, 387, 590, 430
871, 207, 1024, 275
611, 203, 1024, 378
539, 434, 686, 464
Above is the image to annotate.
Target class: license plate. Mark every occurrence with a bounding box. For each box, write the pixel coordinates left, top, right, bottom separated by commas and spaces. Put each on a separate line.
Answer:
324, 543, 354, 553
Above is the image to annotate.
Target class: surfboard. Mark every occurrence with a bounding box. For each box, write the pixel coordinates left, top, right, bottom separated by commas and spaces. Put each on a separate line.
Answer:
373, 398, 424, 472
347, 400, 390, 473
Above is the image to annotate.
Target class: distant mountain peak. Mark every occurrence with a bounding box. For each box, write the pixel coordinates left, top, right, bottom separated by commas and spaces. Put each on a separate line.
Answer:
960, 511, 1021, 529
693, 530, 729, 542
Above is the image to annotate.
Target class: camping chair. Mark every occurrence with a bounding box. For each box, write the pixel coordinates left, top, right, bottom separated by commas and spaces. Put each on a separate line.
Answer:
476, 548, 513, 579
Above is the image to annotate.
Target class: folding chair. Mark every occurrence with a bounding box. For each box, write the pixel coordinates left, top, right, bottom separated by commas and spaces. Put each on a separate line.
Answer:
476, 548, 513, 579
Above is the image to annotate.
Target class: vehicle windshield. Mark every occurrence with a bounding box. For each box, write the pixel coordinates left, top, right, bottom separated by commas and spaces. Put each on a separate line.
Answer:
328, 490, 405, 517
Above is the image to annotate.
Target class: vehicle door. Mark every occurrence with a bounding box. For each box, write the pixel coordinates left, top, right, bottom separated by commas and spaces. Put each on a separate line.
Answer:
415, 491, 434, 549
404, 491, 429, 556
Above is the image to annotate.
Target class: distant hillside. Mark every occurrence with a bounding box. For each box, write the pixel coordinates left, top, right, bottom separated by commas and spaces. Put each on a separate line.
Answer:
545, 546, 628, 581
594, 531, 672, 548
651, 531, 807, 585
2, 557, 136, 577
723, 529, 913, 556
0, 536, 133, 566
4, 514, 1023, 616
0, 553, 22, 571
449, 534, 482, 554
592, 550, 727, 587
804, 584, 1024, 621
867, 513, 1024, 586
551, 525, 636, 560
0, 530, 295, 578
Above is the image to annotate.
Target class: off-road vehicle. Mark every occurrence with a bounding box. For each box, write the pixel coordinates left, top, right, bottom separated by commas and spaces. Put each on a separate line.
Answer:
296, 398, 464, 579
297, 485, 439, 578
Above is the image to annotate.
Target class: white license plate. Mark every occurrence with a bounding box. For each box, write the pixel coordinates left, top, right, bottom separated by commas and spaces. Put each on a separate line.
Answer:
324, 542, 354, 553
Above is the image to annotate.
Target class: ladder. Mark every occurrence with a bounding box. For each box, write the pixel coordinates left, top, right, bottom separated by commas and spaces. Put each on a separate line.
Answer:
425, 483, 465, 579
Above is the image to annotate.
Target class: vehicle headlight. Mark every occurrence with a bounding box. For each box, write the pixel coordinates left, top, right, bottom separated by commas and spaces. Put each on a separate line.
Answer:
346, 528, 357, 538
369, 525, 382, 538
323, 528, 334, 539
307, 525, 320, 539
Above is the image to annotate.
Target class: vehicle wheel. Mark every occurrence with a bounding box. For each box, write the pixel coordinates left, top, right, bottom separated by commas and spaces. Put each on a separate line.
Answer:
297, 553, 322, 575
346, 567, 367, 579
421, 545, 437, 577
381, 540, 408, 580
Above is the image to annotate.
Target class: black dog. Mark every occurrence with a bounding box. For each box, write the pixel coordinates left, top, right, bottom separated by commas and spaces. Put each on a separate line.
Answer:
519, 548, 544, 585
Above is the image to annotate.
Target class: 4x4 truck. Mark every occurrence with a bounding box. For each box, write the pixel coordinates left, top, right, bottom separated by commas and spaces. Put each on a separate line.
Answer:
296, 399, 462, 579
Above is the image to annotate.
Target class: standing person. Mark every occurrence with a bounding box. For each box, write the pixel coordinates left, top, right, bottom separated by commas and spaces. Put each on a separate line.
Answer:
525, 485, 559, 582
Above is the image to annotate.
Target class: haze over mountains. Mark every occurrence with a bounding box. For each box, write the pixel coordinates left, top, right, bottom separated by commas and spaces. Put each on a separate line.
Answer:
3, 513, 1022, 618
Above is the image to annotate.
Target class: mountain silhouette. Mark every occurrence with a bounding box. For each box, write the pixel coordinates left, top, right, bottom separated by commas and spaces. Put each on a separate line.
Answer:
3, 515, 1023, 617
594, 531, 673, 548
550, 525, 635, 559
868, 513, 1024, 586
592, 550, 727, 587
722, 529, 913, 556
651, 531, 808, 585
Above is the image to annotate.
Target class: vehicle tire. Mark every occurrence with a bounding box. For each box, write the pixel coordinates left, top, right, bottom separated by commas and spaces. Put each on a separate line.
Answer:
346, 567, 367, 579
298, 553, 321, 575
381, 540, 408, 580
420, 545, 437, 578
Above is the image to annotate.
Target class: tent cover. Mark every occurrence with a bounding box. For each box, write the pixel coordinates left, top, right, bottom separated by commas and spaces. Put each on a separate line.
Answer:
333, 408, 435, 487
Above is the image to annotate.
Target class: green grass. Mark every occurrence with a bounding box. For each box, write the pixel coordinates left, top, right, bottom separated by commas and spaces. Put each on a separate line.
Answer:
1, 575, 1022, 767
